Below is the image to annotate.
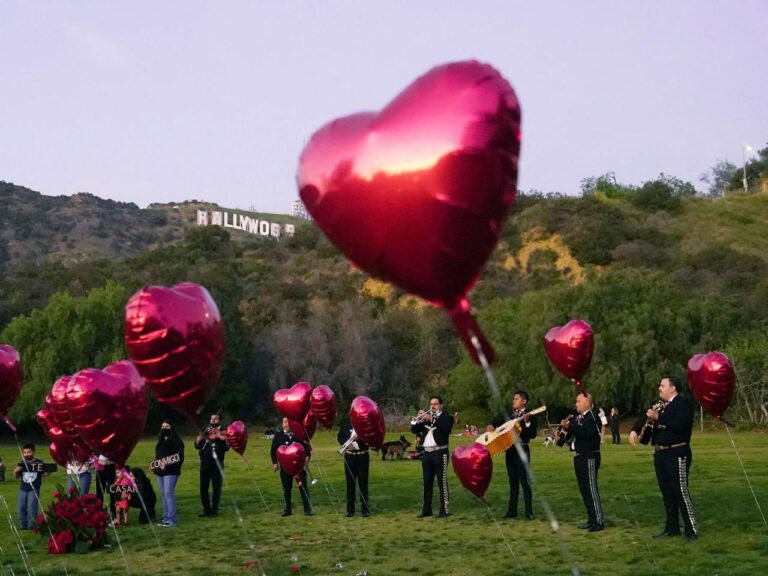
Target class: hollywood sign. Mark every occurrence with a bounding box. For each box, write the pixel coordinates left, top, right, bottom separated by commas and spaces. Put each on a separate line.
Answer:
196, 210, 295, 238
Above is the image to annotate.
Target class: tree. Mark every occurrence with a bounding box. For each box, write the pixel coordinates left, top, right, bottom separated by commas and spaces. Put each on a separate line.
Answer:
700, 159, 737, 197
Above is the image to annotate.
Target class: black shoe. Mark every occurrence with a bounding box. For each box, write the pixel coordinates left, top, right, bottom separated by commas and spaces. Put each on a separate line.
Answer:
437, 512, 450, 518
577, 522, 592, 529
361, 511, 370, 517
685, 533, 699, 541
417, 512, 433, 518
345, 511, 354, 517
198, 511, 211, 517
653, 529, 680, 538
209, 511, 218, 517
304, 510, 314, 516
588, 524, 604, 532
525, 513, 535, 520
281, 510, 292, 517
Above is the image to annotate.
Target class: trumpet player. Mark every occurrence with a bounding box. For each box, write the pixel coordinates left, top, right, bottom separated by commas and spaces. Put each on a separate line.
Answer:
411, 396, 454, 518
337, 418, 370, 517
194, 412, 229, 518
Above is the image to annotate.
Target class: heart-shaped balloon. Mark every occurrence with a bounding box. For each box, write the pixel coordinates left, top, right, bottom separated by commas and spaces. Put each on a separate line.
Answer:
687, 352, 735, 420
46, 424, 92, 466
273, 381, 312, 422
289, 409, 317, 443
36, 408, 55, 433
50, 375, 78, 436
276, 442, 307, 482
226, 421, 248, 459
544, 319, 594, 387
0, 344, 23, 431
65, 360, 148, 466
349, 396, 386, 450
298, 61, 521, 365
310, 385, 337, 429
124, 282, 225, 422
452, 442, 493, 502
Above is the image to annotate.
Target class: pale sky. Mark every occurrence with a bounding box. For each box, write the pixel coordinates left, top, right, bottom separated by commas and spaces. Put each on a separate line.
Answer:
1, 1, 766, 214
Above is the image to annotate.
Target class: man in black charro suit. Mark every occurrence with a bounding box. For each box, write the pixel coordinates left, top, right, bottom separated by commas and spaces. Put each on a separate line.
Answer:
488, 390, 537, 519
630, 376, 698, 540
411, 396, 454, 518
337, 419, 370, 517
561, 391, 604, 532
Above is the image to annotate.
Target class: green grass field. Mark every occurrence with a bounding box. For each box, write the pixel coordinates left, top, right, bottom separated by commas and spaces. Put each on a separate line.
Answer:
1, 429, 766, 576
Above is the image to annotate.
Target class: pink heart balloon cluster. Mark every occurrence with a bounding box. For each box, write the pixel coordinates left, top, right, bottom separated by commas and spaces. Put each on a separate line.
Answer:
452, 443, 493, 502
0, 344, 23, 432
298, 60, 522, 365
544, 320, 594, 387
687, 351, 735, 421
273, 381, 338, 440
124, 282, 225, 422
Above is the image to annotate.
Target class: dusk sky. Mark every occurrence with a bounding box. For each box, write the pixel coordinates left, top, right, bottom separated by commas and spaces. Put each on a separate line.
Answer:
1, 1, 766, 214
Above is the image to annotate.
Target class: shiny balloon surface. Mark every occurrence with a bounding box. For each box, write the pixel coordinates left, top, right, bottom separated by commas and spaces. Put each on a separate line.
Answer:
226, 421, 248, 456
544, 319, 594, 387
298, 61, 521, 364
310, 385, 337, 429
349, 396, 385, 450
452, 442, 493, 502
289, 409, 317, 443
0, 344, 23, 419
688, 351, 735, 420
273, 381, 312, 422
124, 282, 225, 422
276, 442, 307, 478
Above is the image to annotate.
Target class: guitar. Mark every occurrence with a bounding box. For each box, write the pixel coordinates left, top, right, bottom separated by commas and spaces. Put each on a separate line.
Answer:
476, 406, 547, 457
638, 401, 664, 445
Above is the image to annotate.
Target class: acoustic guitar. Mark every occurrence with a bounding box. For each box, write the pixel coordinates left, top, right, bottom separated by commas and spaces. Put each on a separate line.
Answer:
476, 406, 547, 457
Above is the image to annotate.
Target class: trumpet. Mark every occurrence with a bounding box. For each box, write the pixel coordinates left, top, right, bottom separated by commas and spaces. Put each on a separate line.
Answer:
339, 430, 359, 455
410, 409, 436, 426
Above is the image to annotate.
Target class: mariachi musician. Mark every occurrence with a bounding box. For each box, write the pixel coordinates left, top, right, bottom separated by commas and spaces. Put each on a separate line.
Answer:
271, 417, 313, 517
629, 376, 698, 540
194, 412, 229, 517
411, 396, 454, 518
337, 418, 370, 517
487, 390, 537, 520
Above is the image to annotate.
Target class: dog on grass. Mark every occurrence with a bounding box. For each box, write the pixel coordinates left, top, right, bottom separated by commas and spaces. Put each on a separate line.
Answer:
381, 435, 412, 460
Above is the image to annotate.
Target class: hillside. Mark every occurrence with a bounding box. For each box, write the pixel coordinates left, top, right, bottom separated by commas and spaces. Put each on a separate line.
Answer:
0, 182, 303, 269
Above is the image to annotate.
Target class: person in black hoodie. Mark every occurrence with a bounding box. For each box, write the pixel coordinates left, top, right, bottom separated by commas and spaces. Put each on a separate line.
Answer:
127, 466, 157, 524
337, 418, 370, 517
270, 417, 313, 517
410, 396, 454, 518
487, 390, 538, 520
194, 413, 229, 517
151, 419, 185, 526
560, 392, 604, 532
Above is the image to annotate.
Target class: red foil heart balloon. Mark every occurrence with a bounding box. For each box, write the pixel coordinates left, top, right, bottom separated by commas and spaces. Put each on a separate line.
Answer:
50, 375, 78, 436
349, 396, 386, 450
226, 421, 248, 459
65, 360, 149, 466
289, 409, 317, 443
452, 442, 493, 502
298, 61, 521, 365
544, 320, 594, 387
310, 385, 337, 429
273, 381, 312, 422
46, 424, 92, 466
124, 282, 225, 422
0, 344, 23, 431
688, 352, 735, 420
276, 442, 307, 482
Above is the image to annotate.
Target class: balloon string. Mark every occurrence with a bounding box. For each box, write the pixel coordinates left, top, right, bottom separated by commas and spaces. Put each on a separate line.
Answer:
484, 506, 523, 572
621, 492, 662, 574
468, 330, 583, 576
0, 493, 37, 576
724, 423, 768, 529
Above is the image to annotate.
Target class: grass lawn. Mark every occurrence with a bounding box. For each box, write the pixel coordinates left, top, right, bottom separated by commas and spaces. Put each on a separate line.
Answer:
0, 428, 766, 576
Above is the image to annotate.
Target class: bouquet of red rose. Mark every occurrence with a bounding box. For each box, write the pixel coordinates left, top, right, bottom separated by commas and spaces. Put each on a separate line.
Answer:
34, 486, 111, 554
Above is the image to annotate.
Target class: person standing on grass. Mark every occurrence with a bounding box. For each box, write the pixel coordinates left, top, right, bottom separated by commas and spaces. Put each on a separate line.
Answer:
560, 392, 604, 532
487, 390, 537, 520
629, 376, 698, 541
411, 396, 454, 518
609, 407, 621, 445
14, 443, 50, 530
337, 418, 370, 517
271, 417, 313, 517
194, 412, 229, 517
152, 419, 184, 526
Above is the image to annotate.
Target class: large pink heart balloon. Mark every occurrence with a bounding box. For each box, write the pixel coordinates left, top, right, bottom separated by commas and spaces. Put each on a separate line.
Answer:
289, 409, 317, 443
276, 442, 307, 482
50, 375, 78, 436
452, 442, 493, 502
124, 282, 225, 422
37, 409, 91, 465
0, 344, 23, 431
298, 61, 521, 365
310, 385, 337, 429
544, 319, 594, 387
65, 360, 148, 466
226, 421, 248, 459
349, 396, 385, 450
688, 352, 735, 420
273, 381, 312, 422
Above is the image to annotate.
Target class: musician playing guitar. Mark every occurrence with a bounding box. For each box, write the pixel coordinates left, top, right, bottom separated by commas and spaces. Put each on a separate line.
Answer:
487, 390, 537, 520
